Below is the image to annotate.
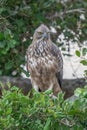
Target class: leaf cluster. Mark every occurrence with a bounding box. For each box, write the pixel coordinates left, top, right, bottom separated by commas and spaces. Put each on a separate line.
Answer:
76, 48, 87, 77
0, 86, 87, 130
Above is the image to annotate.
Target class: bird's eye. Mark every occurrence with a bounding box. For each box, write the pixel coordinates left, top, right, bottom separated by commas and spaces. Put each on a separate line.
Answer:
47, 32, 50, 34
38, 32, 43, 35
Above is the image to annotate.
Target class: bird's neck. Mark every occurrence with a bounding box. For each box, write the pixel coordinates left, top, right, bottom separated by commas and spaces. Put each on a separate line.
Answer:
32, 39, 51, 56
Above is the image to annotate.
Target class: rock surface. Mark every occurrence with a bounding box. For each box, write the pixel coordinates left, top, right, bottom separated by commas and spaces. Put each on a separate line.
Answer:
0, 76, 86, 98
62, 78, 86, 98
0, 76, 32, 96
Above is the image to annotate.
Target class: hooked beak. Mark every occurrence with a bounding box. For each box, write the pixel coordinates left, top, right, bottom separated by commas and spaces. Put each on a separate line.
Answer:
42, 32, 48, 40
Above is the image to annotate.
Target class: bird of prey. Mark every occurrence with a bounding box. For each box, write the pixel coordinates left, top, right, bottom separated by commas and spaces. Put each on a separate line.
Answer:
26, 24, 63, 96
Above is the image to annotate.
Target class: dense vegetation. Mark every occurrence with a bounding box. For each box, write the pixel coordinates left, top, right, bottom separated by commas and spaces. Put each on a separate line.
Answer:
0, 0, 87, 76
0, 85, 87, 130
0, 1, 87, 130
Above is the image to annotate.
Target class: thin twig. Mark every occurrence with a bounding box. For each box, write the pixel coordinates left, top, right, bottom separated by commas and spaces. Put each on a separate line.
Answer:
47, 8, 85, 20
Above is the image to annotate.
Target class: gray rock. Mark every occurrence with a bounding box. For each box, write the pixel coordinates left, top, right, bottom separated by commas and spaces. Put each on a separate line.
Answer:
62, 78, 87, 98
0, 76, 86, 98
0, 76, 32, 96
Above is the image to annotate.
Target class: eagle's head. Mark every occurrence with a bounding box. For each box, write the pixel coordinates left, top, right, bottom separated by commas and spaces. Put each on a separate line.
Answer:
33, 24, 50, 42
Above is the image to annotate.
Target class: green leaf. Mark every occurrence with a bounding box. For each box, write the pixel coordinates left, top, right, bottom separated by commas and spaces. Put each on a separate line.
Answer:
21, 68, 30, 77
5, 61, 14, 70
76, 50, 81, 57
75, 88, 82, 97
0, 8, 4, 14
0, 70, 2, 75
8, 40, 17, 48
57, 91, 64, 103
0, 32, 4, 40
84, 70, 87, 76
44, 118, 51, 130
83, 28, 87, 35
82, 48, 87, 56
80, 60, 87, 66
0, 41, 6, 48
4, 29, 12, 40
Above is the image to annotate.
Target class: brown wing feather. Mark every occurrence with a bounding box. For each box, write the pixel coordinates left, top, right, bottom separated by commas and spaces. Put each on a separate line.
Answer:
50, 43, 63, 87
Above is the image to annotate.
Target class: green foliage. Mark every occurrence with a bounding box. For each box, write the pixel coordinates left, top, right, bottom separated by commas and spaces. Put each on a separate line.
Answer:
0, 86, 87, 130
75, 50, 81, 57
75, 48, 87, 77
0, 0, 87, 76
80, 60, 87, 66
82, 48, 87, 56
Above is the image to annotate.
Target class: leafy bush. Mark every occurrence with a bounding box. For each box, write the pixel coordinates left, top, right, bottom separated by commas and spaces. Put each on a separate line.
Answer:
76, 48, 87, 77
0, 86, 87, 130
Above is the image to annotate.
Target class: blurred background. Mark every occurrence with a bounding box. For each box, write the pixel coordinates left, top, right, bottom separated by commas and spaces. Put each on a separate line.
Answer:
0, 0, 87, 79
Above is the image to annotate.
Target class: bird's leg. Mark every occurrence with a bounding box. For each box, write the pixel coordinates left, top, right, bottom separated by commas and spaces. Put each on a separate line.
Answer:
53, 81, 62, 97
29, 88, 33, 98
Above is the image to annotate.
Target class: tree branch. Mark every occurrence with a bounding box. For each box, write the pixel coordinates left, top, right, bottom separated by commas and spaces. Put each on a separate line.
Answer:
47, 8, 85, 20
